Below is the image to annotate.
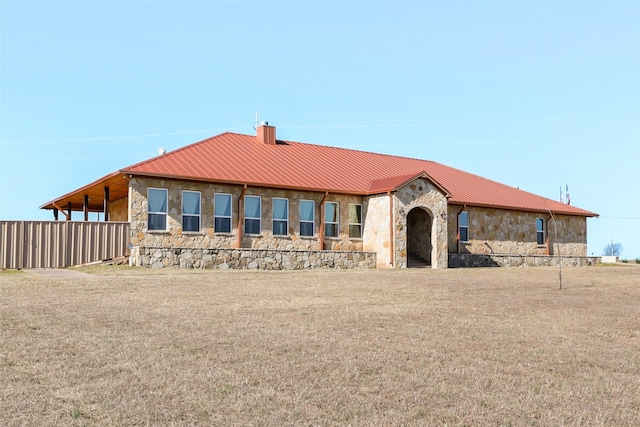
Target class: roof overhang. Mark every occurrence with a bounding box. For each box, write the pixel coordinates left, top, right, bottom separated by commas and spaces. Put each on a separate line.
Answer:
446, 200, 599, 218
40, 171, 130, 212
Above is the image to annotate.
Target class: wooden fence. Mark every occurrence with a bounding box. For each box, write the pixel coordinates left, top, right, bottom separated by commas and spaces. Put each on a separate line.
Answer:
0, 221, 130, 269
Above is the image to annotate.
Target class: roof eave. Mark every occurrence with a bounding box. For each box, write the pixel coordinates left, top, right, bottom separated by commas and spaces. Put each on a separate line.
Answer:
125, 171, 368, 196
446, 200, 598, 218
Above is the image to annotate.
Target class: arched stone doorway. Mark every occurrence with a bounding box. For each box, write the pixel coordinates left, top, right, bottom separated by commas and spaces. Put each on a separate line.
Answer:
406, 207, 433, 267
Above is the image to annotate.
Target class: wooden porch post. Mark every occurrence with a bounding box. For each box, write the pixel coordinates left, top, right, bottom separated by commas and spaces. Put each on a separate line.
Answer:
83, 195, 89, 221
103, 186, 110, 221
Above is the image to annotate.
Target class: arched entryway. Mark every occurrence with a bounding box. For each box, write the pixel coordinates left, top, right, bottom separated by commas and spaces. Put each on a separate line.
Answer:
406, 207, 433, 267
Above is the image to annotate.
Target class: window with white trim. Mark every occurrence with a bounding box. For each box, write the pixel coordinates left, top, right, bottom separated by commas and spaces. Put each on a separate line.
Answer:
182, 190, 201, 232
459, 211, 469, 242
214, 193, 232, 233
244, 195, 261, 234
348, 203, 362, 238
324, 201, 339, 238
272, 198, 289, 236
148, 188, 168, 231
536, 218, 545, 245
299, 200, 315, 237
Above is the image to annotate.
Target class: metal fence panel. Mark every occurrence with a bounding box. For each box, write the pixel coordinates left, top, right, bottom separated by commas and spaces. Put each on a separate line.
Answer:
0, 221, 130, 269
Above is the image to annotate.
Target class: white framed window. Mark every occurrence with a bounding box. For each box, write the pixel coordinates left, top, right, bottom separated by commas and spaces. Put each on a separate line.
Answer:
214, 193, 232, 233
299, 200, 315, 237
348, 203, 362, 238
148, 188, 168, 231
536, 218, 545, 246
272, 198, 289, 236
459, 211, 469, 242
324, 201, 339, 238
182, 190, 201, 232
244, 195, 261, 234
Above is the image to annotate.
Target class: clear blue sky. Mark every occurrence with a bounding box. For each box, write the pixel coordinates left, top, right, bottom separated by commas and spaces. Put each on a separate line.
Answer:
1, 1, 639, 258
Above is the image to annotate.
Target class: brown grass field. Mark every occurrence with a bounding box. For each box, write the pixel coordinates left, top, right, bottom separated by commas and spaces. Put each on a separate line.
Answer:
1, 265, 639, 426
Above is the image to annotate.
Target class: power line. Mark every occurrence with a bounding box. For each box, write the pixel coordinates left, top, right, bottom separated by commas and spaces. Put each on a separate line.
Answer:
596, 217, 640, 220
1, 112, 637, 146
1, 153, 148, 163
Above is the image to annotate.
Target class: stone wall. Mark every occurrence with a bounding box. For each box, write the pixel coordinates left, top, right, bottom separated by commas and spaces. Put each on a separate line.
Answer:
447, 205, 588, 257
129, 177, 365, 252
132, 247, 376, 270
393, 178, 449, 269
449, 253, 599, 268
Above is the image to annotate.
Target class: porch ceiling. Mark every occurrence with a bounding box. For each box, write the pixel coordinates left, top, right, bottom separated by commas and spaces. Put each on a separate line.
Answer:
40, 172, 129, 212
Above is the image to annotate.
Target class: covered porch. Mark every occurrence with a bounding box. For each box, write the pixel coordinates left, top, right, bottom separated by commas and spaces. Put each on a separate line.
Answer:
40, 172, 130, 222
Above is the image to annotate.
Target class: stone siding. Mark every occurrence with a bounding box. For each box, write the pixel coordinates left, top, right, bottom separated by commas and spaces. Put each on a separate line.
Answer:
447, 205, 588, 257
393, 178, 449, 268
132, 247, 376, 270
129, 177, 365, 252
449, 253, 599, 268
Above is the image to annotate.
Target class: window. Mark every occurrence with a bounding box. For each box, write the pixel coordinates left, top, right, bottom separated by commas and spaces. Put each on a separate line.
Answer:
536, 218, 545, 245
214, 193, 232, 233
348, 204, 362, 238
299, 200, 315, 237
244, 195, 261, 234
324, 201, 339, 238
148, 188, 168, 231
272, 198, 289, 236
182, 191, 201, 232
459, 211, 469, 242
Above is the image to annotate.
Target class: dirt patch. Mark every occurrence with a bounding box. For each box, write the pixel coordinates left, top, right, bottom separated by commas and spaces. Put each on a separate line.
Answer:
27, 269, 97, 280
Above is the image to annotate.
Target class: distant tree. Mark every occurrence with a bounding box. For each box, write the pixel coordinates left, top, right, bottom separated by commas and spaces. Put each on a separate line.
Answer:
603, 242, 623, 257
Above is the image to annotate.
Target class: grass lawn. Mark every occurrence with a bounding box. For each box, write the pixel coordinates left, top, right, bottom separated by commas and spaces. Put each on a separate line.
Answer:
1, 265, 639, 426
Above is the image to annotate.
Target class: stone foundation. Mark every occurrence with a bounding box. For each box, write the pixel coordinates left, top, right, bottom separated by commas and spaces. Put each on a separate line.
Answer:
449, 253, 600, 268
132, 247, 376, 270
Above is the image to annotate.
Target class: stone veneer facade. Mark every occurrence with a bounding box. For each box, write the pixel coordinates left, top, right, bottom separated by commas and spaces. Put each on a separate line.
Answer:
128, 177, 368, 267
446, 205, 588, 256
392, 178, 449, 269
137, 247, 376, 270
120, 176, 591, 270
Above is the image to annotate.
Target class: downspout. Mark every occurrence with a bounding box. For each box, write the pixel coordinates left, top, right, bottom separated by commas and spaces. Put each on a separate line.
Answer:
546, 214, 552, 255
237, 185, 247, 248
388, 191, 394, 267
318, 192, 328, 250
456, 205, 466, 254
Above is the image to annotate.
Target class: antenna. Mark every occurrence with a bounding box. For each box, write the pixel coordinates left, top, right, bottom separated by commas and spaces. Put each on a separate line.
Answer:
253, 111, 259, 131
158, 147, 166, 155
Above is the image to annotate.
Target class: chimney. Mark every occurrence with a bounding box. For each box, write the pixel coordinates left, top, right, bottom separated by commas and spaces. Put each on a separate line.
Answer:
256, 121, 276, 145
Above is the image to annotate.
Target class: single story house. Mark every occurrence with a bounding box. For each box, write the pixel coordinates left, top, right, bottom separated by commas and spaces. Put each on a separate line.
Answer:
41, 123, 598, 269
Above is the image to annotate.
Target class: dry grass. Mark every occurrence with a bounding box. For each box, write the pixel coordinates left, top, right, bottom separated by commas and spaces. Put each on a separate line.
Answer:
1, 266, 639, 426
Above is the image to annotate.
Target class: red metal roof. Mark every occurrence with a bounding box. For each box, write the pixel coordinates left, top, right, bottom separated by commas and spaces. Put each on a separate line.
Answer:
42, 129, 598, 217
120, 131, 596, 217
